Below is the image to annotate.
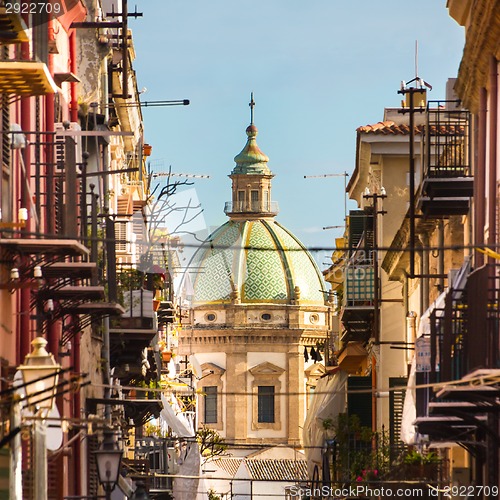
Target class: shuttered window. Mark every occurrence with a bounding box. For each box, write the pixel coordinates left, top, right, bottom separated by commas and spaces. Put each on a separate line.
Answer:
389, 377, 407, 460
115, 220, 128, 252
204, 386, 217, 424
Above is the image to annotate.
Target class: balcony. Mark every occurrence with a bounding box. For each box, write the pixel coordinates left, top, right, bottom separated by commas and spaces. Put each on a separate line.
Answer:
340, 263, 375, 343
414, 264, 500, 483
224, 200, 279, 217
427, 264, 499, 384
418, 103, 473, 218
0, 61, 58, 95
110, 268, 161, 382
130, 437, 178, 495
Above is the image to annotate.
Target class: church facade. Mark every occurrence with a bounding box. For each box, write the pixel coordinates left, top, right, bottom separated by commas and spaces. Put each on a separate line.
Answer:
179, 105, 330, 446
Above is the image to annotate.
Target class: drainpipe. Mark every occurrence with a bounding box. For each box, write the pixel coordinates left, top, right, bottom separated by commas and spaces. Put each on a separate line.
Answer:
438, 221, 445, 292
19, 9, 31, 363
45, 18, 58, 363
421, 235, 429, 312
403, 271, 409, 317
487, 57, 498, 260
100, 57, 112, 412
70, 27, 80, 495
475, 89, 487, 268
69, 30, 78, 123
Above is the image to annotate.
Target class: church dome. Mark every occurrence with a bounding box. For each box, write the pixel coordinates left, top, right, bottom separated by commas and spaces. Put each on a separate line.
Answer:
191, 219, 326, 305
188, 96, 326, 307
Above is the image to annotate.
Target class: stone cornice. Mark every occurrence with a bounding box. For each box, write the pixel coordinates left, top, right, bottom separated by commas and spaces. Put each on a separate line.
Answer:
179, 328, 326, 347
454, 0, 500, 112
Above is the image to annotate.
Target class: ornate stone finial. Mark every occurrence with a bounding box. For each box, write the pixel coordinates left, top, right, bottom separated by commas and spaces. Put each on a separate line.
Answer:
294, 286, 301, 300
230, 288, 240, 304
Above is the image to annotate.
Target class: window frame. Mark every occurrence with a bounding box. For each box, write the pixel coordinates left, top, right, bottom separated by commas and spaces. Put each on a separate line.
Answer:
257, 385, 275, 423
249, 362, 284, 431
199, 363, 225, 430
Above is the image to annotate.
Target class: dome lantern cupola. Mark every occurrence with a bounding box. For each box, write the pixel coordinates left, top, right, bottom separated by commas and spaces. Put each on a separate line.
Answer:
224, 94, 278, 219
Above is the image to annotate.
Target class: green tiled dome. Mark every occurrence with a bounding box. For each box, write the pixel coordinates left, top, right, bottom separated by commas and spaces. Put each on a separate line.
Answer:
191, 219, 326, 305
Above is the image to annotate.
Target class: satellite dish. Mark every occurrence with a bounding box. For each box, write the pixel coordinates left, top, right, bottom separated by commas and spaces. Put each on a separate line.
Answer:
46, 405, 63, 451
189, 354, 202, 379
167, 358, 177, 379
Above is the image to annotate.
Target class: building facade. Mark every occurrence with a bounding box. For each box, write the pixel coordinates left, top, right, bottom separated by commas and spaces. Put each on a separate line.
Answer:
180, 113, 331, 447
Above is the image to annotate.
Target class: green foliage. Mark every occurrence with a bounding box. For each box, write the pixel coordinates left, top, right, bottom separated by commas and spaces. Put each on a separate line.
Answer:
207, 489, 221, 500
332, 413, 390, 484
196, 425, 228, 460
403, 449, 440, 465
143, 422, 169, 438
117, 268, 144, 290
322, 418, 334, 431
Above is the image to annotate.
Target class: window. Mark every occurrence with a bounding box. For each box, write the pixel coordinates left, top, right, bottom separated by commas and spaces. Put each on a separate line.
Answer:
249, 362, 284, 430
200, 363, 225, 430
204, 386, 218, 424
115, 221, 128, 252
237, 190, 245, 211
258, 386, 275, 423
251, 190, 259, 211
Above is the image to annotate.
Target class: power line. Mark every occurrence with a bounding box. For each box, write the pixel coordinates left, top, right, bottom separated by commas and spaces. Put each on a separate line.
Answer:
1, 226, 496, 254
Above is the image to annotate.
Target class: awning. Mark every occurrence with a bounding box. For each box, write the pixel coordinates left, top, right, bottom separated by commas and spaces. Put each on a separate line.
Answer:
159, 393, 194, 438
0, 8, 29, 43
302, 369, 347, 479
0, 61, 58, 95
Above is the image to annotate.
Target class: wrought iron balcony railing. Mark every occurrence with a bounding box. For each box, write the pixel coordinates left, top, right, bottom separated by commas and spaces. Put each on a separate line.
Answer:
419, 101, 473, 217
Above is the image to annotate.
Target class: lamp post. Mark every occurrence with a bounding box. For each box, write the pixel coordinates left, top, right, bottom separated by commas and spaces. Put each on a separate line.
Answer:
94, 431, 123, 500
18, 337, 61, 500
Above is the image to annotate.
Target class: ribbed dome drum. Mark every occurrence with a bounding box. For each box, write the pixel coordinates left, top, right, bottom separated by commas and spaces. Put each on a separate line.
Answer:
191, 219, 326, 305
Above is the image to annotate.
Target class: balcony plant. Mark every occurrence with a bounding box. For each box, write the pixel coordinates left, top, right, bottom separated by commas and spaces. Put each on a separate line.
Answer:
400, 449, 440, 480
331, 413, 390, 484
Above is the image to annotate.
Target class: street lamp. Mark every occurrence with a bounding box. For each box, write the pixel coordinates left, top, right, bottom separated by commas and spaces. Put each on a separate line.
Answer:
18, 337, 61, 500
94, 432, 123, 500
18, 337, 60, 415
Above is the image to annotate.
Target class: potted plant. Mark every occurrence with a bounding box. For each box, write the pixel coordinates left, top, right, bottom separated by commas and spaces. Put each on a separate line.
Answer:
161, 349, 172, 363
402, 450, 440, 480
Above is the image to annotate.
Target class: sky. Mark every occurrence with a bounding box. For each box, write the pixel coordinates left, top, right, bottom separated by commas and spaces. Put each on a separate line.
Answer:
130, 0, 465, 270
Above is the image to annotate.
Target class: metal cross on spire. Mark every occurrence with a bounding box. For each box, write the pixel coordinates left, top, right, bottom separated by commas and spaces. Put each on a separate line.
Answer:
249, 92, 255, 124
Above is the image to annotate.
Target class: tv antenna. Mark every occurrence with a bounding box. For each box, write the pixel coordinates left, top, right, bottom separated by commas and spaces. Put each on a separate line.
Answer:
304, 171, 349, 222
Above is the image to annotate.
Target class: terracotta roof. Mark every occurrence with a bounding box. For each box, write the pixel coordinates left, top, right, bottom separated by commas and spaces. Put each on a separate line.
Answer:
212, 457, 308, 482
245, 459, 308, 481
212, 458, 243, 476
357, 120, 465, 136
357, 120, 423, 135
